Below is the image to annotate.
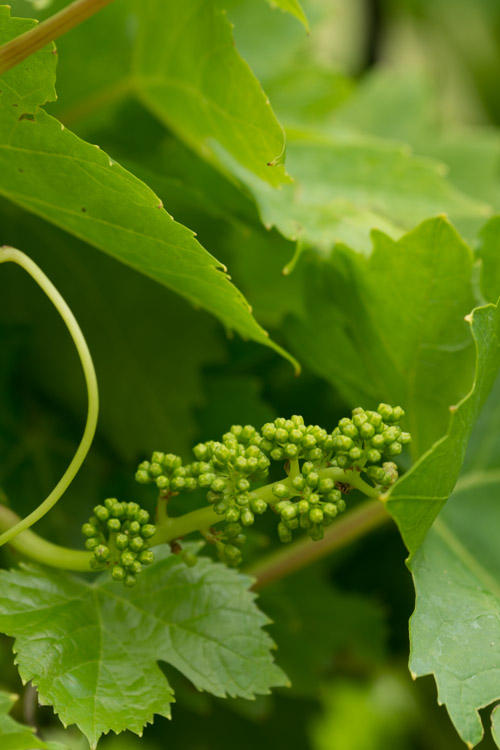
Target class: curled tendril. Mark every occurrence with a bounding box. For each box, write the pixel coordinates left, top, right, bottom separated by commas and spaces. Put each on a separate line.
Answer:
0, 246, 99, 546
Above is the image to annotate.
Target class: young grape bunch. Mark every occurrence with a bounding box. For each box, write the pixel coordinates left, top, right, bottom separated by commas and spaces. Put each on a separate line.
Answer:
136, 404, 410, 566
82, 498, 156, 587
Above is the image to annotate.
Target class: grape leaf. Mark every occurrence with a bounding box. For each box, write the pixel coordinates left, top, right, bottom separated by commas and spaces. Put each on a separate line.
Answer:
265, 0, 308, 29
288, 218, 476, 459
221, 129, 491, 254
0, 690, 66, 749
133, 0, 289, 187
409, 472, 500, 748
0, 547, 288, 747
0, 7, 295, 366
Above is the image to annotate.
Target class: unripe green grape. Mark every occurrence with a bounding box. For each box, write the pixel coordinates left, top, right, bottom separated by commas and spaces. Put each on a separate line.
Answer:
141, 524, 156, 539
317, 478, 333, 494
360, 422, 375, 439
251, 497, 267, 514
82, 523, 96, 538
352, 412, 368, 428
323, 502, 338, 518
392, 406, 405, 422
164, 454, 182, 471
235, 456, 248, 471
130, 561, 142, 575
274, 427, 288, 444
307, 448, 324, 462
336, 455, 349, 468
309, 507, 324, 524
214, 501, 227, 515
349, 447, 363, 461
136, 509, 150, 525
289, 428, 303, 443
151, 451, 165, 465
116, 533, 129, 550
240, 509, 255, 527
124, 575, 137, 588
377, 403, 393, 421
233, 534, 246, 547
211, 477, 226, 493
105, 498, 117, 511
112, 565, 126, 581
156, 475, 169, 490
236, 478, 250, 492
400, 432, 411, 444
285, 443, 299, 458
299, 514, 311, 529
284, 517, 298, 530
126, 502, 140, 519
297, 499, 310, 514
309, 492, 320, 504
306, 471, 319, 488
246, 456, 258, 472
111, 502, 126, 518
224, 544, 242, 564
225, 523, 241, 538
129, 536, 145, 552
273, 483, 290, 499
149, 462, 163, 478
121, 551, 136, 568
128, 521, 141, 535
302, 461, 314, 476
387, 441, 402, 456
94, 505, 109, 522
326, 489, 342, 503
225, 507, 240, 523
337, 499, 346, 512
366, 449, 381, 464
85, 537, 99, 550
270, 448, 284, 461
94, 544, 110, 562
107, 518, 121, 532
135, 470, 150, 484
193, 443, 209, 460
366, 411, 383, 428
182, 550, 198, 567
371, 433, 385, 449
278, 522, 292, 544
280, 503, 297, 521
236, 492, 249, 507
258, 456, 270, 471
292, 475, 306, 491
171, 476, 185, 491
139, 550, 154, 565
230, 424, 243, 439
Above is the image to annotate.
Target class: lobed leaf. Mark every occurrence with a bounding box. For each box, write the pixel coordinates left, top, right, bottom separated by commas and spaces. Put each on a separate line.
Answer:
0, 7, 294, 366
0, 547, 287, 747
0, 690, 66, 749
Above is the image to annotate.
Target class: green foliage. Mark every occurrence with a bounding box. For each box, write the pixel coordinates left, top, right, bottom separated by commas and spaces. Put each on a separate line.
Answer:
0, 5, 292, 364
0, 690, 66, 749
0, 549, 287, 746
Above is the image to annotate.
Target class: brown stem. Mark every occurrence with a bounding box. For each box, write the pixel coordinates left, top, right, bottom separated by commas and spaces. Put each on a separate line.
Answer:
248, 499, 389, 590
0, 0, 116, 75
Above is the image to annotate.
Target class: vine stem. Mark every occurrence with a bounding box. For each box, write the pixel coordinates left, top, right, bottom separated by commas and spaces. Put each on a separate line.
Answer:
248, 499, 389, 589
0, 247, 99, 546
0, 0, 116, 75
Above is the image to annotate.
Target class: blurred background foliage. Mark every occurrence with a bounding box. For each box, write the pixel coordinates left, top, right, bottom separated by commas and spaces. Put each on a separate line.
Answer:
2, 0, 500, 747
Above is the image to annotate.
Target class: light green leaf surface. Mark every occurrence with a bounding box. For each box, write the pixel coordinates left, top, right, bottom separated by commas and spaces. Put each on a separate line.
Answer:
386, 296, 500, 553
0, 690, 66, 749
289, 218, 476, 459
0, 7, 294, 365
266, 0, 308, 29
0, 548, 287, 747
409, 473, 500, 748
223, 130, 491, 254
133, 0, 289, 186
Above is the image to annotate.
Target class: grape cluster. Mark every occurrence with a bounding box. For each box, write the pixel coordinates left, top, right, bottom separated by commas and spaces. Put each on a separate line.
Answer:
135, 404, 410, 564
82, 498, 156, 587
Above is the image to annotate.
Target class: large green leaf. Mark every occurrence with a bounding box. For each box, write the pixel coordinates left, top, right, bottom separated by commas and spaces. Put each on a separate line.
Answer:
0, 548, 287, 747
133, 0, 289, 186
266, 0, 308, 29
385, 296, 500, 553
289, 218, 476, 458
0, 7, 293, 365
222, 129, 491, 254
0, 691, 66, 749
409, 472, 500, 748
